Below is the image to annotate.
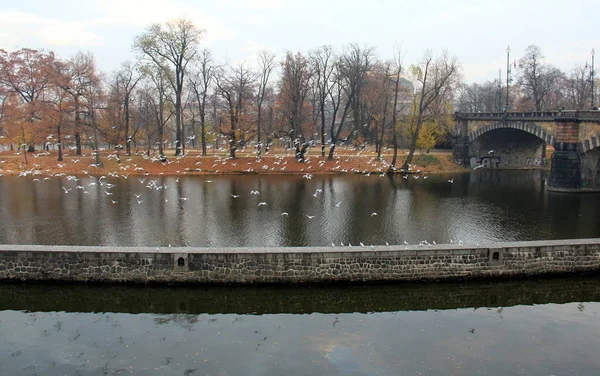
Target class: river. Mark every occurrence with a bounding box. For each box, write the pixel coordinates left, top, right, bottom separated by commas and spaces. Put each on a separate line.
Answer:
1, 277, 600, 375
1, 170, 600, 375
0, 170, 599, 247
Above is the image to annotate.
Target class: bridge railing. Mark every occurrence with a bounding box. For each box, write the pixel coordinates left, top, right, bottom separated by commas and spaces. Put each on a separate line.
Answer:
455, 110, 600, 122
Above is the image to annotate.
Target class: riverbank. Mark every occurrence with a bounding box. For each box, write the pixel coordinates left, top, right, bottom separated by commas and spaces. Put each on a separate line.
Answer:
0, 147, 467, 177
1, 239, 598, 284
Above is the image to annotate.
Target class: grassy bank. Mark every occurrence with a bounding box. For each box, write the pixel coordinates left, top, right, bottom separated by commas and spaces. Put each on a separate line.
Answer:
0, 147, 466, 177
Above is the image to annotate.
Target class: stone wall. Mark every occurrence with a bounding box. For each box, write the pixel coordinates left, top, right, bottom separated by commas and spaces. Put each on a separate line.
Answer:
0, 239, 599, 284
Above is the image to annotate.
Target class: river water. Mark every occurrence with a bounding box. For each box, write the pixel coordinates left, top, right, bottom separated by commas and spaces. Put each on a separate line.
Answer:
1, 277, 600, 375
1, 170, 600, 375
0, 170, 599, 247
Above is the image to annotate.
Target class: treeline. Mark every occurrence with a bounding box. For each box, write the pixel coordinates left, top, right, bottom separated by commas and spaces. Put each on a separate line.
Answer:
0, 18, 461, 171
458, 45, 597, 113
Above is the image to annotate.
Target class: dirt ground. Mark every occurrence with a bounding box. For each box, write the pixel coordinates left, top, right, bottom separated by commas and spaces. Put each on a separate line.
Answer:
0, 146, 467, 177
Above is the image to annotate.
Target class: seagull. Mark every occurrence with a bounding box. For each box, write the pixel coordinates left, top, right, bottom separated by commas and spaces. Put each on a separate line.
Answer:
258, 202, 267, 206
335, 201, 342, 207
371, 212, 378, 217
488, 150, 494, 154
250, 190, 260, 195
111, 200, 118, 204
61, 187, 71, 193
134, 194, 141, 198
448, 179, 454, 183
306, 215, 315, 219
281, 212, 289, 216
231, 194, 240, 198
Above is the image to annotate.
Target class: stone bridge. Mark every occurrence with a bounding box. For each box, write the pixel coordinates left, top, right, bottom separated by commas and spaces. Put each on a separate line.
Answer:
452, 111, 600, 192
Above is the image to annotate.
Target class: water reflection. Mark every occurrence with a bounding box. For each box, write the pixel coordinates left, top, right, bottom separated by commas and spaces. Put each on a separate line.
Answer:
1, 277, 600, 376
0, 170, 599, 247
1, 275, 600, 314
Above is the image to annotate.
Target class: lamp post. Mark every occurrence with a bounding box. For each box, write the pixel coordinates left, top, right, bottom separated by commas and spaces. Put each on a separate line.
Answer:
506, 46, 511, 112
592, 48, 595, 109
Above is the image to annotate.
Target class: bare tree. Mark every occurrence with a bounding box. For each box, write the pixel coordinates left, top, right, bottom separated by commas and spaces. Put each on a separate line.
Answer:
457, 81, 501, 113
60, 52, 99, 156
388, 48, 405, 171
340, 44, 375, 145
188, 49, 215, 156
140, 65, 174, 157
134, 18, 203, 156
561, 65, 593, 110
279, 51, 312, 161
326, 58, 353, 160
402, 51, 460, 171
81, 71, 105, 167
214, 63, 256, 159
113, 62, 143, 156
517, 45, 563, 111
310, 45, 335, 157
256, 50, 276, 159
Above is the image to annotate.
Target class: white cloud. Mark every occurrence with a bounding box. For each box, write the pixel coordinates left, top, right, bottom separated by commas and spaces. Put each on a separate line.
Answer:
0, 11, 103, 49
91, 0, 236, 43
248, 0, 282, 10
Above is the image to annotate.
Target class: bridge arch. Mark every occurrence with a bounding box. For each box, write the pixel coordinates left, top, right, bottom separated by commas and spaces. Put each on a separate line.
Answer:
468, 121, 555, 145
580, 133, 600, 190
581, 133, 600, 153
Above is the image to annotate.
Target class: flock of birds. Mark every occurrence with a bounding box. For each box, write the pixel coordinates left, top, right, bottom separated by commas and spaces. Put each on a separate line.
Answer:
0, 147, 463, 247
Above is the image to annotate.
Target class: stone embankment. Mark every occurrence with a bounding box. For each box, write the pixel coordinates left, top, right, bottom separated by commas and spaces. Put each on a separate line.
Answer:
0, 239, 599, 284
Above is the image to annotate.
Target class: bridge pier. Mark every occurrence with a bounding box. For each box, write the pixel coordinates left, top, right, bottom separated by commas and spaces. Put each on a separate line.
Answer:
452, 119, 470, 167
548, 118, 582, 191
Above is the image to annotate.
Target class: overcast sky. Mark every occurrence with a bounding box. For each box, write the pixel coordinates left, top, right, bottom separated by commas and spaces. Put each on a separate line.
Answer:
0, 0, 597, 84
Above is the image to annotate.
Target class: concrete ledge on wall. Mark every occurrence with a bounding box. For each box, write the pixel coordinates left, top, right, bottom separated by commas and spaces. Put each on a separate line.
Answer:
0, 239, 599, 285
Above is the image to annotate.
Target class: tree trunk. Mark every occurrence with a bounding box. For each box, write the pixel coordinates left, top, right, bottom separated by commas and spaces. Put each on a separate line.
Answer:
124, 94, 131, 156
174, 94, 182, 156
229, 131, 236, 159
327, 144, 336, 160
73, 132, 81, 155
57, 124, 63, 162
257, 105, 262, 160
